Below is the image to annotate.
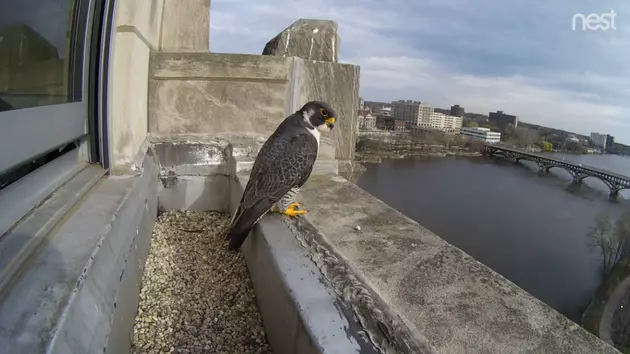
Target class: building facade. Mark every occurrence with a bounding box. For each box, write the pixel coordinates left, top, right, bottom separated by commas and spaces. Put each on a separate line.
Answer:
377, 106, 392, 117
450, 104, 465, 117
590, 132, 608, 149
460, 127, 501, 143
420, 111, 462, 132
358, 110, 376, 130
605, 134, 615, 153
488, 110, 518, 129
391, 100, 423, 125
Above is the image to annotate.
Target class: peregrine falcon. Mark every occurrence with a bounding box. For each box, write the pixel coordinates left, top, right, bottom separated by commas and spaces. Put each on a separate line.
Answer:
226, 101, 338, 251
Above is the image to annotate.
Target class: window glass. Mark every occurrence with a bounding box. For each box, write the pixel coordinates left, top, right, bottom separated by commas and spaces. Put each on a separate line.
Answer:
0, 0, 78, 111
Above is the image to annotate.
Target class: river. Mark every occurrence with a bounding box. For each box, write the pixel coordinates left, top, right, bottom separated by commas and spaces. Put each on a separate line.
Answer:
355, 152, 630, 323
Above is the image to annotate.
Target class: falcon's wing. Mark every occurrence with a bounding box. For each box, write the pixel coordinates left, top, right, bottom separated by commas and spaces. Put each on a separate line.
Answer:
242, 132, 319, 209
227, 131, 319, 250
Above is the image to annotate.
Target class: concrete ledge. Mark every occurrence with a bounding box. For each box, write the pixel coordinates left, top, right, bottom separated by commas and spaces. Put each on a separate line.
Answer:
0, 149, 158, 354
296, 174, 619, 354
233, 175, 380, 354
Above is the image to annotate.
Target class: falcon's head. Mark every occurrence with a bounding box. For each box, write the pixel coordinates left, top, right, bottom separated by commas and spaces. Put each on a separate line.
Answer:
300, 101, 338, 132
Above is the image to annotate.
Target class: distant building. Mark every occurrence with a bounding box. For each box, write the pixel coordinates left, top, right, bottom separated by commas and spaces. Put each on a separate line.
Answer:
394, 120, 406, 131
566, 135, 580, 143
420, 111, 462, 132
358, 109, 376, 130
606, 134, 615, 153
590, 132, 609, 150
391, 100, 424, 125
359, 97, 364, 110
450, 104, 465, 117
460, 127, 501, 143
390, 100, 463, 132
376, 116, 396, 130
488, 110, 518, 129
377, 106, 392, 116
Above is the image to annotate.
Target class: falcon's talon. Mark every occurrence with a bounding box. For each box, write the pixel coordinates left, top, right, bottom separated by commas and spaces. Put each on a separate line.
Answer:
283, 206, 307, 217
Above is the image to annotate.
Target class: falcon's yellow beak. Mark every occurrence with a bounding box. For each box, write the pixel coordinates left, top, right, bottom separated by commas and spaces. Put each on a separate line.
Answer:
325, 117, 336, 129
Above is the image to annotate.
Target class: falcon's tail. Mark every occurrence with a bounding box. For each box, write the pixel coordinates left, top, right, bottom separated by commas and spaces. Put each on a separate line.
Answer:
227, 203, 269, 251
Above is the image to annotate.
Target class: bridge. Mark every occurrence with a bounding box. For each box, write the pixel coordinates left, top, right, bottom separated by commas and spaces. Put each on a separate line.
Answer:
483, 144, 630, 198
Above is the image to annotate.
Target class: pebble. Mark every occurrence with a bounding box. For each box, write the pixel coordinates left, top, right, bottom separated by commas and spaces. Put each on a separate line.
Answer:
131, 210, 272, 354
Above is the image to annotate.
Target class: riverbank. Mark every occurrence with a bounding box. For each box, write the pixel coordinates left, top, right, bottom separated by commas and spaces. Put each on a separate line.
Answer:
582, 259, 630, 348
355, 148, 482, 163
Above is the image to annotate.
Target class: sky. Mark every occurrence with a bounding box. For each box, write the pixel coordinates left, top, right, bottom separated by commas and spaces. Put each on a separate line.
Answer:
209, 0, 630, 144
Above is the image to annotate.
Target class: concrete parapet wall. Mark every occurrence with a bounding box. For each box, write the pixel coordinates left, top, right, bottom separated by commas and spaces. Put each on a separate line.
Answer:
148, 52, 359, 161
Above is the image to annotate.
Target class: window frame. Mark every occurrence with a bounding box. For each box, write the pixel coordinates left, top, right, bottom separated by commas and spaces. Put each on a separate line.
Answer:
0, 0, 113, 238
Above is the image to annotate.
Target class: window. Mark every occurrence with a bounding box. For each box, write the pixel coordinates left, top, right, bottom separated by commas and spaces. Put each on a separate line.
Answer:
0, 0, 111, 235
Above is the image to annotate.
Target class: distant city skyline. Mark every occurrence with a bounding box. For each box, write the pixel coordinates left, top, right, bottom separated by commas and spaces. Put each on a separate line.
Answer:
209, 0, 630, 144
363, 97, 620, 141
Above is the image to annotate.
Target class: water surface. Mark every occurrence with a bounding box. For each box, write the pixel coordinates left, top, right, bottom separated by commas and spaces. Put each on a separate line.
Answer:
356, 154, 629, 322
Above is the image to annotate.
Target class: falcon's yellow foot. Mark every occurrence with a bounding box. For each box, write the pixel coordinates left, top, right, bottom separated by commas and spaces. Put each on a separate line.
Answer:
283, 203, 307, 217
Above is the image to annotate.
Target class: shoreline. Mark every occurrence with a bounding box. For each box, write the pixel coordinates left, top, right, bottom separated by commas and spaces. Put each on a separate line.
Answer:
354, 148, 482, 163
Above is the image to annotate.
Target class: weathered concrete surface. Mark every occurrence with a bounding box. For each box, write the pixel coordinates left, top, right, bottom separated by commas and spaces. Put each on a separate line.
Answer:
152, 136, 232, 212
296, 174, 619, 354
149, 53, 291, 136
115, 0, 164, 49
148, 52, 359, 162
109, 31, 151, 170
263, 19, 340, 63
296, 59, 359, 161
0, 149, 158, 354
160, 0, 210, 52
152, 135, 339, 212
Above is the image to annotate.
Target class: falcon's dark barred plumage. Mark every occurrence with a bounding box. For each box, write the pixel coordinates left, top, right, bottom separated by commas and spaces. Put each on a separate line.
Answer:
226, 101, 338, 251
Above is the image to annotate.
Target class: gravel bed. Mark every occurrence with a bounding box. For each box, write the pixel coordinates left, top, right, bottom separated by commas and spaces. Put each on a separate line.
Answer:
131, 210, 271, 354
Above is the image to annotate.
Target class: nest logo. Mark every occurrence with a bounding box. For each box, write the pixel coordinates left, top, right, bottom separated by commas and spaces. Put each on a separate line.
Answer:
572, 10, 617, 31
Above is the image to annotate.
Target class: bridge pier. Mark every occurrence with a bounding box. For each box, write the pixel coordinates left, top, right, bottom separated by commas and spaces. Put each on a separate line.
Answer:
610, 189, 620, 200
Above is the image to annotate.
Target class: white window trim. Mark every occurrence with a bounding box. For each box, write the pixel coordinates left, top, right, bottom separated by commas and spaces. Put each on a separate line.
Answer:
0, 103, 88, 173
0, 0, 110, 239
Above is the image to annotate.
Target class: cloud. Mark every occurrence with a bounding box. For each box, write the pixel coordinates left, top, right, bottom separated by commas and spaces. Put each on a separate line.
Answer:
209, 0, 630, 142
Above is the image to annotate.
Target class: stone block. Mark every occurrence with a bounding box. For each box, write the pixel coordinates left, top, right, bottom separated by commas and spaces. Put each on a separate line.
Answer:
149, 53, 291, 136
110, 32, 151, 169
294, 58, 360, 160
160, 0, 210, 52
115, 0, 164, 49
149, 79, 288, 135
263, 19, 339, 63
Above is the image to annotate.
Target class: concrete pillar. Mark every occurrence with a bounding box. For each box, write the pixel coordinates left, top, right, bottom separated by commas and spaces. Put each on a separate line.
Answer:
110, 0, 165, 171
160, 0, 210, 52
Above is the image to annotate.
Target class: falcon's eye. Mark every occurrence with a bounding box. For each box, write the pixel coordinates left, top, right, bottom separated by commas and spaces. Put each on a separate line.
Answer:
320, 108, 329, 117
